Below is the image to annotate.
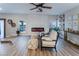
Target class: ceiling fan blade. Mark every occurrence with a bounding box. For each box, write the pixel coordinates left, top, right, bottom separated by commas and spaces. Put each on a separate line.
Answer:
30, 3, 37, 6
42, 6, 52, 9
30, 7, 37, 10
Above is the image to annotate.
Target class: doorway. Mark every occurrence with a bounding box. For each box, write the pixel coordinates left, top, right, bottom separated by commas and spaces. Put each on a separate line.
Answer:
0, 19, 5, 39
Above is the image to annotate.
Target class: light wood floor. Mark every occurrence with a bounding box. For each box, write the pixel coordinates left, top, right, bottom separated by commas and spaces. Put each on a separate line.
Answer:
0, 35, 79, 56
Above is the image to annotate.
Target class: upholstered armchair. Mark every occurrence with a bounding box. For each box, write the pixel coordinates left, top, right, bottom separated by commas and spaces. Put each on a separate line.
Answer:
41, 30, 59, 53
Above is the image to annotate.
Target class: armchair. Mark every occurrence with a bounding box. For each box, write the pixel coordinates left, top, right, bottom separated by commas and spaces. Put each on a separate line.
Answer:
41, 30, 59, 54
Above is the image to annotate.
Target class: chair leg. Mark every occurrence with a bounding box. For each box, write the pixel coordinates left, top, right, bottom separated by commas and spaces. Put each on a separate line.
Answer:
55, 47, 57, 56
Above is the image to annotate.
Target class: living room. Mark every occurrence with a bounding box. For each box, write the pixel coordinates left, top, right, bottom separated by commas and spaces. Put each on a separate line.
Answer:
0, 3, 79, 56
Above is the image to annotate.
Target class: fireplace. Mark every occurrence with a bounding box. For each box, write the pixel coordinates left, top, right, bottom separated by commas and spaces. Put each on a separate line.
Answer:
31, 27, 44, 32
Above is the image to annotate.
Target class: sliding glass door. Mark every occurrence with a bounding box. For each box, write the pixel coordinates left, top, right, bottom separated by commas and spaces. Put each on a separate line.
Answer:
0, 19, 5, 39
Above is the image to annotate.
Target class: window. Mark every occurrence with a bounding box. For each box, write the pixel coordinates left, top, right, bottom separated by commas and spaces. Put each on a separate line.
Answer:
19, 21, 26, 32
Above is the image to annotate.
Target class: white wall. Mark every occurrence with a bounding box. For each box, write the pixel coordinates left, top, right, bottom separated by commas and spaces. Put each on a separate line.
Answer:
0, 13, 57, 37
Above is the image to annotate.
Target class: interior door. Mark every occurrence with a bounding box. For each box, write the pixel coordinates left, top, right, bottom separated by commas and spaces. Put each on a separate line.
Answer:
0, 19, 5, 39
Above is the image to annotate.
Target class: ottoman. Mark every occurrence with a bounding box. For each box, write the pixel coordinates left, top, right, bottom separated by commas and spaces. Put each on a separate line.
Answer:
28, 39, 38, 49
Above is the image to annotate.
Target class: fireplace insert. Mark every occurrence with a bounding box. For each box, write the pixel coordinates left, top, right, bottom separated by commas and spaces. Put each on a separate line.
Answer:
31, 27, 44, 32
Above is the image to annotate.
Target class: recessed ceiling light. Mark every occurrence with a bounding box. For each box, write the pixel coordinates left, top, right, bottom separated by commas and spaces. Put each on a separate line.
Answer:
0, 8, 2, 10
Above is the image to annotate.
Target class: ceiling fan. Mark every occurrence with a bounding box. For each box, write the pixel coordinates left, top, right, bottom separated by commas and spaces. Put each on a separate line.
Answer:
30, 3, 52, 12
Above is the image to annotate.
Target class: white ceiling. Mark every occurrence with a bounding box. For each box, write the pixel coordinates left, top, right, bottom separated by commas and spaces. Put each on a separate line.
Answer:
0, 3, 79, 15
